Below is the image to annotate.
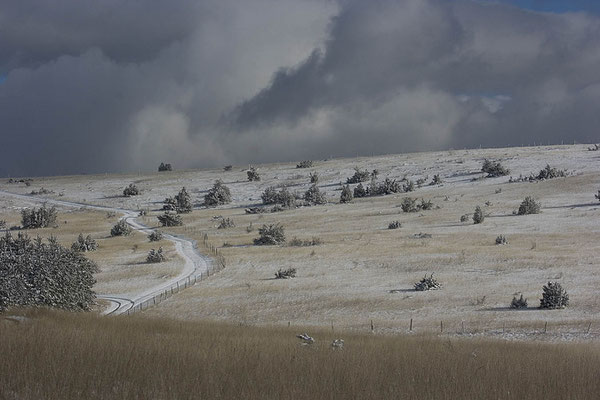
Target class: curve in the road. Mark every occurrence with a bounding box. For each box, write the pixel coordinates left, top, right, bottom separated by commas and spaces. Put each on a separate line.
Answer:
0, 190, 212, 315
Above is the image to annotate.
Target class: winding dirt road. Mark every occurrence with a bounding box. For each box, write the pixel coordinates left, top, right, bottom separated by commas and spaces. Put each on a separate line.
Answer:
0, 190, 212, 315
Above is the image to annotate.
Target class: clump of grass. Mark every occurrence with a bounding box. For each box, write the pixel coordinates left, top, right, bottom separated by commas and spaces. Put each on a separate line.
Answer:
218, 218, 235, 229
289, 237, 322, 247
414, 273, 441, 291
495, 235, 508, 245
274, 268, 296, 279
388, 221, 401, 230
510, 294, 528, 309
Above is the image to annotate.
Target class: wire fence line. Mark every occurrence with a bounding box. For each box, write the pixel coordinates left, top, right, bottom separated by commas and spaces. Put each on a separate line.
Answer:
126, 230, 226, 315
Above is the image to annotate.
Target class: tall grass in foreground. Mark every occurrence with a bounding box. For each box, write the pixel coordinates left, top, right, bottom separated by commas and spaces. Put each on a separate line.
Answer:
1, 310, 600, 400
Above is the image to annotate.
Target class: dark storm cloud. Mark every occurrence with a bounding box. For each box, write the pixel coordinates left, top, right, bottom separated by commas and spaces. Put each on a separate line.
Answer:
229, 0, 600, 159
1, 0, 599, 176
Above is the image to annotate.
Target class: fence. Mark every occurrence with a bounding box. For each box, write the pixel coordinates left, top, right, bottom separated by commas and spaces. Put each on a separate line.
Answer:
125, 232, 226, 315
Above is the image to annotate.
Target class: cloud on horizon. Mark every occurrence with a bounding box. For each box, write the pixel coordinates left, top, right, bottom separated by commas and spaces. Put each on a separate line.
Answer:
1, 0, 599, 176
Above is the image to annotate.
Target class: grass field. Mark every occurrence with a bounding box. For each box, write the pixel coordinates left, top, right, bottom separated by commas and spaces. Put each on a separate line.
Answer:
1, 308, 600, 400
1, 144, 599, 337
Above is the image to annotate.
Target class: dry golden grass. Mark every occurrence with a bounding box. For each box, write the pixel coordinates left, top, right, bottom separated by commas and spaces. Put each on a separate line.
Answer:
1, 309, 600, 400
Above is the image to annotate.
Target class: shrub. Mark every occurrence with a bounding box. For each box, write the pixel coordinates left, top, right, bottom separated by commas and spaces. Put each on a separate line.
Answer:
353, 183, 368, 198
340, 185, 353, 203
539, 282, 569, 309
289, 237, 322, 247
309, 172, 319, 184
431, 174, 442, 185
0, 233, 98, 312
401, 197, 418, 213
473, 206, 484, 224
460, 214, 470, 223
372, 178, 403, 195
596, 190, 600, 203
510, 294, 528, 309
30, 187, 53, 195
223, 165, 233, 171
534, 164, 566, 180
419, 199, 433, 210
218, 218, 235, 229
204, 180, 232, 207
0, 220, 5, 230
146, 247, 166, 263
518, 196, 541, 215
347, 167, 371, 184
71, 234, 98, 252
275, 268, 296, 279
414, 274, 441, 291
123, 183, 140, 197
254, 224, 285, 245
247, 167, 260, 181
296, 160, 313, 168
158, 162, 172, 172
403, 180, 415, 192
304, 185, 327, 205
481, 159, 509, 177
148, 231, 163, 242
388, 221, 401, 229
21, 205, 57, 229
495, 235, 508, 245
157, 212, 182, 227
110, 220, 132, 236
588, 144, 599, 151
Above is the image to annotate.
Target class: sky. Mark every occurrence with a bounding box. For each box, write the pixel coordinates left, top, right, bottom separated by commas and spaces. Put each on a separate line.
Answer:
1, 0, 599, 176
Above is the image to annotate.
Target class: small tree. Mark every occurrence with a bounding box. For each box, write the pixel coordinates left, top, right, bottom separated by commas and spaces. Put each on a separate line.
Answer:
495, 235, 508, 245
340, 185, 353, 203
518, 196, 541, 215
353, 183, 368, 198
401, 197, 418, 213
175, 187, 193, 213
71, 234, 98, 252
247, 167, 261, 181
261, 186, 295, 208
473, 206, 484, 224
304, 185, 327, 205
309, 172, 319, 184
481, 159, 509, 177
296, 160, 313, 168
539, 282, 569, 309
157, 212, 183, 227
21, 205, 57, 229
148, 231, 163, 242
110, 220, 132, 236
158, 162, 172, 172
146, 247, 166, 263
204, 180, 232, 206
254, 224, 285, 245
403, 180, 415, 192
0, 233, 98, 312
123, 183, 140, 197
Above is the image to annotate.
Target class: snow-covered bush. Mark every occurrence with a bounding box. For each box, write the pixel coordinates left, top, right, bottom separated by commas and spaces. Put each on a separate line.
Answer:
110, 220, 132, 236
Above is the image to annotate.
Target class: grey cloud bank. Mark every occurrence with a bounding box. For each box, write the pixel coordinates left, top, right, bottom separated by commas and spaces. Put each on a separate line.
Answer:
1, 0, 599, 176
